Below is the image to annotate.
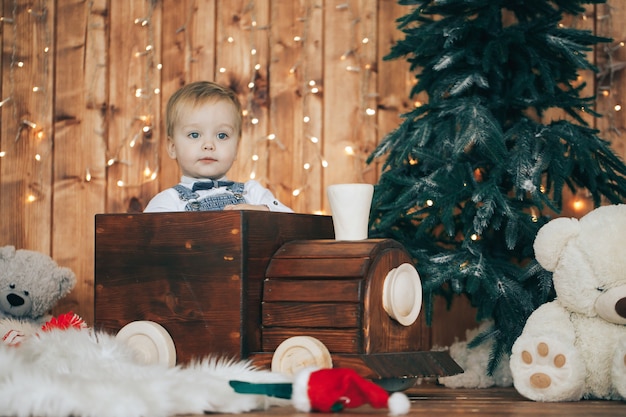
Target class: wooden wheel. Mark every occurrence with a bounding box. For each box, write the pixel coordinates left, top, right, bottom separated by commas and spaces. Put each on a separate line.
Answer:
116, 320, 176, 367
382, 263, 422, 326
271, 336, 333, 375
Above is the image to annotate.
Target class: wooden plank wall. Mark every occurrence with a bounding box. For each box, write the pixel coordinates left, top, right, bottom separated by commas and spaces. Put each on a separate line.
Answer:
0, 0, 624, 330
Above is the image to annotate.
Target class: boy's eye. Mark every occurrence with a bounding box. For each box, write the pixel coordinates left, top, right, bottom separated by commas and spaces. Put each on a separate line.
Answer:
188, 132, 200, 139
217, 132, 228, 140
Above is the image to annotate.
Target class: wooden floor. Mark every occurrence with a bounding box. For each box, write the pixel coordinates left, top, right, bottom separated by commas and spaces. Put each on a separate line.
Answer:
206, 381, 625, 416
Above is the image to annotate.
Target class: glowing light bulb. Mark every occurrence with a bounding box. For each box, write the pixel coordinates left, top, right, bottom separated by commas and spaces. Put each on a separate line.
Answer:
572, 199, 585, 211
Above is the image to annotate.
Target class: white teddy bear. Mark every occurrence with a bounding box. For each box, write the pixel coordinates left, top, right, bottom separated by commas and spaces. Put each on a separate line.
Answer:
510, 204, 626, 401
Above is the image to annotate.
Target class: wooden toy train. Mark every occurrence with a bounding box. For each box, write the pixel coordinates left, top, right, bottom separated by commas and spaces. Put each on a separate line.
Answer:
94, 211, 462, 386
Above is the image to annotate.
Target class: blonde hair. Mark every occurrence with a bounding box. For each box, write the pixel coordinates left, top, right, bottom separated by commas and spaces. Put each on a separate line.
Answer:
166, 81, 243, 138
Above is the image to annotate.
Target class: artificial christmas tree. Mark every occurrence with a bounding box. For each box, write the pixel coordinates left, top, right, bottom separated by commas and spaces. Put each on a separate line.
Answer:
368, 0, 626, 371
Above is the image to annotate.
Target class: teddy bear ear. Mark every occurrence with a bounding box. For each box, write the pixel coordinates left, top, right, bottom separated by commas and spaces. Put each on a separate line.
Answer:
0, 245, 16, 260
55, 266, 77, 297
533, 217, 580, 272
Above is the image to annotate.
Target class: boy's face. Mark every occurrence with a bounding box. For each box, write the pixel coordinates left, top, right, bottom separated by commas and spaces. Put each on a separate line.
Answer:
167, 99, 240, 180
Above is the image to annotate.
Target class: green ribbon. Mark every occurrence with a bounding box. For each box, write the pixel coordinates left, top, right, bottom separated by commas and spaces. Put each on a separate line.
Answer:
229, 380, 293, 399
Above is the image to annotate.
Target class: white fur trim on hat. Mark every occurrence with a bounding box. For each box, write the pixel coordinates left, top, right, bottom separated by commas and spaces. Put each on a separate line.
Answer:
291, 367, 317, 412
388, 391, 411, 416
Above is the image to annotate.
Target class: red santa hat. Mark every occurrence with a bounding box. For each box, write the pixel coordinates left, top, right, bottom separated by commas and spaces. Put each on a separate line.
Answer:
292, 367, 411, 415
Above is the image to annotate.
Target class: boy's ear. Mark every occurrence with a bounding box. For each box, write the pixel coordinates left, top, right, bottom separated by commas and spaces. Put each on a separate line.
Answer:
166, 137, 177, 159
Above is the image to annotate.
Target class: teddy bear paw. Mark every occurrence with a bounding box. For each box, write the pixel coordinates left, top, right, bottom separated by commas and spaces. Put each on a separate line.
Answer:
511, 337, 585, 401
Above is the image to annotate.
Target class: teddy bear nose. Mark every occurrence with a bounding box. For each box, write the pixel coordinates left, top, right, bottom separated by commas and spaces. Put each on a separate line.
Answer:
6, 293, 25, 307
595, 286, 626, 324
616, 297, 626, 319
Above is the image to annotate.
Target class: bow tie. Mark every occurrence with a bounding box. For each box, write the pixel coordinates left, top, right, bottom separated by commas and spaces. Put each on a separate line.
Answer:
191, 180, 234, 192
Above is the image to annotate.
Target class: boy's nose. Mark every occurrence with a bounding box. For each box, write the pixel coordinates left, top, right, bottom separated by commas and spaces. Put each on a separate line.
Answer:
202, 141, 215, 150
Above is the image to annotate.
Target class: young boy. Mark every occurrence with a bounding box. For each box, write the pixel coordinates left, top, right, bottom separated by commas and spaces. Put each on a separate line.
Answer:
144, 81, 293, 213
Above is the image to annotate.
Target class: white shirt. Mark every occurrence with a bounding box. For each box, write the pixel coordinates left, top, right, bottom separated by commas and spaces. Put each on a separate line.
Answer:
144, 176, 293, 213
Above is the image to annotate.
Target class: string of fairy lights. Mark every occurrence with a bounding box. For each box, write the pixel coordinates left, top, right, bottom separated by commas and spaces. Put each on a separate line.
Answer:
285, 1, 380, 199
594, 5, 625, 137
0, 0, 52, 204
568, 4, 625, 214
102, 0, 161, 188
233, 0, 275, 184
290, 1, 326, 199
0, 1, 624, 211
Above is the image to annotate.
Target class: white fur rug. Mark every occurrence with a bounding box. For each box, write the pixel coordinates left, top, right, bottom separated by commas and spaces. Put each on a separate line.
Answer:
0, 326, 289, 417
438, 321, 513, 389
